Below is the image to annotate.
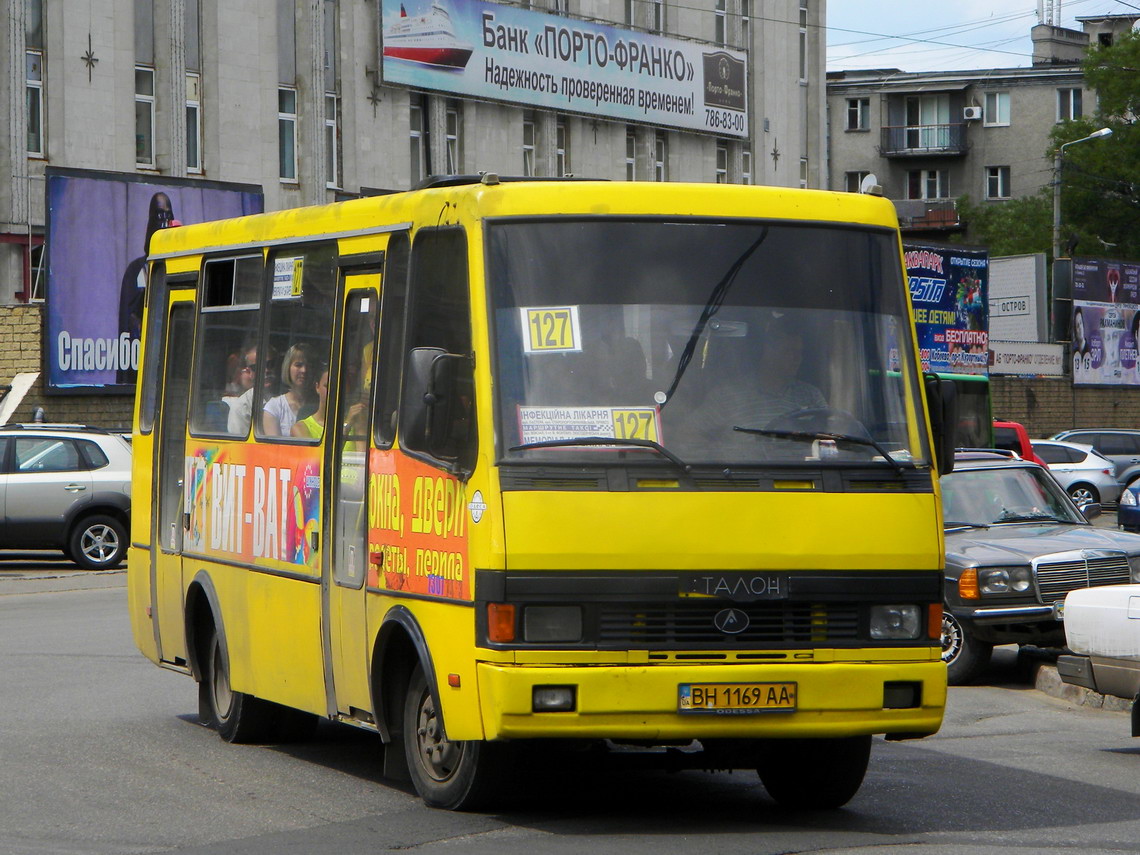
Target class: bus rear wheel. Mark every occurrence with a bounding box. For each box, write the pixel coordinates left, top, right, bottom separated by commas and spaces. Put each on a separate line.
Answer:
198, 625, 277, 744
756, 735, 871, 809
402, 664, 505, 810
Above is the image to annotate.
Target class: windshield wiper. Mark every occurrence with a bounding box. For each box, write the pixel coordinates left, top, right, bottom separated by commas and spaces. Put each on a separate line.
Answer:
995, 510, 1061, 524
732, 426, 909, 475
660, 227, 770, 408
944, 520, 985, 529
509, 436, 695, 481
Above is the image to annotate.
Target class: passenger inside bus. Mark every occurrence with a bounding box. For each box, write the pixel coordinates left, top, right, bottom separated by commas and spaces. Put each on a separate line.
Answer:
225, 345, 278, 435
263, 343, 318, 436
291, 364, 329, 440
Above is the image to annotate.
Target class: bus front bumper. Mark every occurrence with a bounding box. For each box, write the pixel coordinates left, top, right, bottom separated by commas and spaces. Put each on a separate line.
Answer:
474, 656, 946, 742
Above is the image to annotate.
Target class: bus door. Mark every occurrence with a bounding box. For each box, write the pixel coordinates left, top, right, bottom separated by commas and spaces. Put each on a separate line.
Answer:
324, 276, 379, 715
152, 299, 196, 663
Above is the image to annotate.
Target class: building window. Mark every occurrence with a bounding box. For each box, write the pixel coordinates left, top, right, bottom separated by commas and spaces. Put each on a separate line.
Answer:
846, 97, 869, 131
522, 111, 535, 176
409, 93, 429, 184
186, 73, 201, 172
278, 87, 298, 181
556, 117, 569, 176
741, 148, 752, 184
799, 156, 808, 188
798, 2, 808, 82
986, 166, 1011, 199
654, 132, 667, 181
625, 0, 634, 26
325, 93, 339, 189
445, 101, 461, 173
715, 0, 726, 46
1058, 88, 1083, 121
26, 50, 43, 156
715, 140, 728, 183
651, 0, 664, 32
984, 91, 1010, 126
135, 66, 155, 166
907, 169, 948, 200
741, 0, 750, 46
626, 128, 636, 180
845, 170, 870, 193
551, 0, 568, 15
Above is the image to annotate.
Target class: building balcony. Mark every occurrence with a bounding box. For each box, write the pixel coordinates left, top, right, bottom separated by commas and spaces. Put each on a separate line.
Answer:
893, 198, 962, 231
880, 123, 968, 157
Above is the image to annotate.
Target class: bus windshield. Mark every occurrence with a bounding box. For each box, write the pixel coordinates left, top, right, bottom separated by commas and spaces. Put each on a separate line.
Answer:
488, 218, 930, 470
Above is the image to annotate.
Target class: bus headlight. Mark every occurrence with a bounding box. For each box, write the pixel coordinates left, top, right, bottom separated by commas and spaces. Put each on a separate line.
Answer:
523, 606, 583, 643
869, 605, 921, 640
978, 566, 1032, 594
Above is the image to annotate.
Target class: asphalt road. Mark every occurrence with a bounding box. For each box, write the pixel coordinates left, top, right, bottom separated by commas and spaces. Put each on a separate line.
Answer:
0, 563, 1138, 855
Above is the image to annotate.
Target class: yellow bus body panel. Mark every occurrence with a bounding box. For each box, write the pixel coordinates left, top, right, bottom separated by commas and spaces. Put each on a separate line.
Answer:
501, 491, 938, 570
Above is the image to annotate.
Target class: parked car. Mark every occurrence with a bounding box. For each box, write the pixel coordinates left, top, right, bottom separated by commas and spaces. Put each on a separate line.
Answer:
1050, 428, 1140, 489
1057, 584, 1140, 737
1119, 483, 1140, 533
994, 419, 1048, 467
0, 424, 131, 569
1030, 439, 1121, 507
940, 450, 1140, 685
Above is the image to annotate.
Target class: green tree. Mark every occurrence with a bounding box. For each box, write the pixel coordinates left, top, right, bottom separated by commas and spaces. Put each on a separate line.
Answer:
954, 192, 1052, 258
1050, 30, 1140, 260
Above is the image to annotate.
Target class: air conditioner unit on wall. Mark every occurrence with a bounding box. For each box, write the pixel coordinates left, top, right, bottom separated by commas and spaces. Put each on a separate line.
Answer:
963, 106, 983, 121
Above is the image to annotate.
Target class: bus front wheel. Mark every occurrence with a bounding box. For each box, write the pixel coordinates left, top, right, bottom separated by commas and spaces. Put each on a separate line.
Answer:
757, 735, 871, 808
402, 664, 505, 810
198, 625, 277, 744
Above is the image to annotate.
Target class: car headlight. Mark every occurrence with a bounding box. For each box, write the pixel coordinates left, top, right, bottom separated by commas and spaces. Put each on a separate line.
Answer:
1129, 555, 1140, 583
523, 605, 583, 643
1122, 490, 1138, 507
978, 566, 1032, 594
869, 605, 921, 640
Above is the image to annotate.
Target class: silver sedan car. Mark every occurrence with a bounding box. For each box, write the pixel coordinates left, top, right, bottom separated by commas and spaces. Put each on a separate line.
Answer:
1030, 439, 1122, 507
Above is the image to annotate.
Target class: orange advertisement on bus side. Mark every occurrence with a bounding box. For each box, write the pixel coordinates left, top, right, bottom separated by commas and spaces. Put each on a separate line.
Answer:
367, 449, 470, 601
184, 444, 322, 573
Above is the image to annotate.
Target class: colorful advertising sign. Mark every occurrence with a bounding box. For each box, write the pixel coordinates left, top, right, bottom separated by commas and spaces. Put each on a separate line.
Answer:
381, 0, 748, 138
1071, 257, 1140, 386
183, 444, 322, 574
45, 168, 262, 393
903, 244, 989, 376
367, 449, 471, 601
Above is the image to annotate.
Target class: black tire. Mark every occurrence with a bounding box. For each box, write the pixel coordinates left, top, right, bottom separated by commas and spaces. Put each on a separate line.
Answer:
1067, 483, 1099, 507
197, 625, 278, 744
68, 514, 127, 570
942, 609, 993, 686
403, 664, 505, 810
757, 735, 871, 809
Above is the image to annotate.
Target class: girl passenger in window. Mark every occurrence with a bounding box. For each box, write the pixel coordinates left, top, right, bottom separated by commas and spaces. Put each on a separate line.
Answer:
263, 343, 317, 436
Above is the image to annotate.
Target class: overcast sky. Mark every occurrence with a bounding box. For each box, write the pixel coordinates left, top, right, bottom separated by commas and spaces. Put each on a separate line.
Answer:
826, 0, 1140, 73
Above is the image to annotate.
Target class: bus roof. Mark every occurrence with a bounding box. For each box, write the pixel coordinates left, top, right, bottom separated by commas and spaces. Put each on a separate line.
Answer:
148, 179, 901, 261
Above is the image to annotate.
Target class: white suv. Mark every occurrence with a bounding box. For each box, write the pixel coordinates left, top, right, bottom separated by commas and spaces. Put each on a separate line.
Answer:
0, 424, 132, 570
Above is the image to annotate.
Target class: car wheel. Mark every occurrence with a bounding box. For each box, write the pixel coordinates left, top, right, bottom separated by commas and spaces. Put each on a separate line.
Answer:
197, 623, 278, 743
68, 514, 127, 570
757, 735, 871, 808
403, 663, 507, 810
1067, 483, 1099, 507
942, 609, 993, 686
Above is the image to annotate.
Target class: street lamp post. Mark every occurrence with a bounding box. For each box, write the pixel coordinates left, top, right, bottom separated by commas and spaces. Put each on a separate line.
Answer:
1052, 127, 1113, 259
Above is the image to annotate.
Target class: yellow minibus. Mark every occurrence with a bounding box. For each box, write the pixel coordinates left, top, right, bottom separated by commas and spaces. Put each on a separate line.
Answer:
129, 176, 954, 810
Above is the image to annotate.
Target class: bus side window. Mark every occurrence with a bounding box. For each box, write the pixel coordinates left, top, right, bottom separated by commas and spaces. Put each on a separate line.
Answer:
189, 255, 263, 437
399, 228, 476, 470
256, 243, 338, 442
375, 232, 410, 448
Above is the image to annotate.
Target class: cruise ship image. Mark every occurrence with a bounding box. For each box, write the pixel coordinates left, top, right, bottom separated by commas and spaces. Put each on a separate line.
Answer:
384, 1, 474, 70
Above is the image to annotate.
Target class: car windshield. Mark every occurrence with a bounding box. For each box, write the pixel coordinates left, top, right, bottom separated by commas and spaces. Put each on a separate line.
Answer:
941, 465, 1084, 527
487, 218, 929, 471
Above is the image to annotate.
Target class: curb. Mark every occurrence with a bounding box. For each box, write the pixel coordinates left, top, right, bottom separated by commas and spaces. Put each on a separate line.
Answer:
1032, 661, 1134, 713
